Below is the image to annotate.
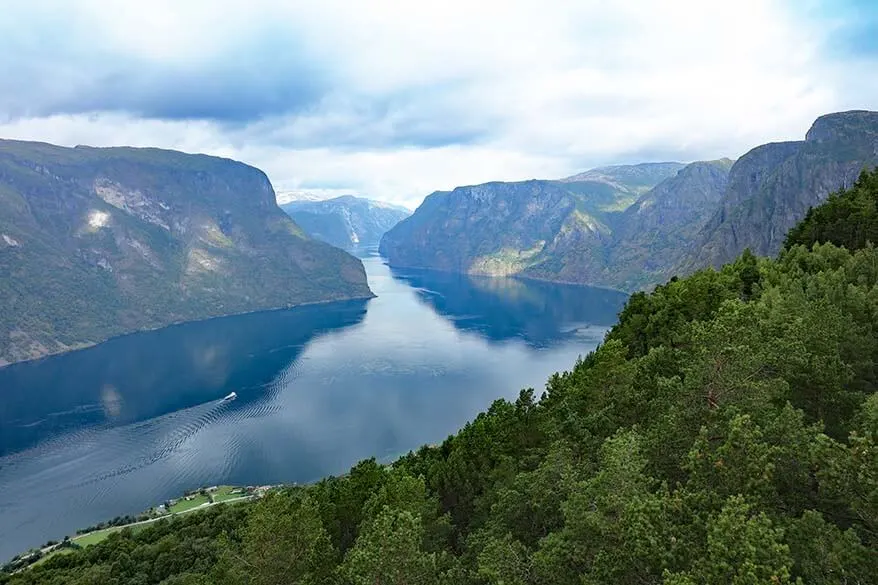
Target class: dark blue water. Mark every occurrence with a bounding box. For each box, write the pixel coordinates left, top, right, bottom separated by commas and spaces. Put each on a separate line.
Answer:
0, 251, 627, 560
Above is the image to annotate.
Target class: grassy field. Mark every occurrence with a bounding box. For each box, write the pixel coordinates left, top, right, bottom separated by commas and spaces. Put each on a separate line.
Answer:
213, 486, 246, 503
72, 526, 124, 547
53, 487, 251, 553
31, 548, 75, 567
72, 519, 155, 547
169, 494, 210, 513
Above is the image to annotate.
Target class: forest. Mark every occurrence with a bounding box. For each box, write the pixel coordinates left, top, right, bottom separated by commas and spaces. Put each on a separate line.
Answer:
4, 170, 878, 585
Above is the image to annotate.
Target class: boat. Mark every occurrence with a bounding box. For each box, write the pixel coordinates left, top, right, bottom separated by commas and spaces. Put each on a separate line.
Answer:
222, 391, 237, 402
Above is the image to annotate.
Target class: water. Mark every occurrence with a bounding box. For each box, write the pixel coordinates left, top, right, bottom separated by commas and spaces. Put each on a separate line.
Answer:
0, 250, 627, 560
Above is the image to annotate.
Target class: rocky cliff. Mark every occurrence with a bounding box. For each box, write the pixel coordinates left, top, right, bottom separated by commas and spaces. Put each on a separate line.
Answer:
281, 195, 410, 248
381, 111, 878, 292
379, 162, 721, 290
602, 159, 734, 290
0, 140, 372, 365
682, 110, 878, 269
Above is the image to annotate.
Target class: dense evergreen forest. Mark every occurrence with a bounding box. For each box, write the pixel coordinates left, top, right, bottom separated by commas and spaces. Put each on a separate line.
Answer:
785, 169, 878, 252
4, 171, 878, 585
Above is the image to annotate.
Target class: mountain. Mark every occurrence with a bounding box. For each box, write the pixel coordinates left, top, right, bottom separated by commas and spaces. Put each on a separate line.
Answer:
0, 140, 372, 366
379, 161, 721, 290
382, 111, 878, 292
557, 162, 686, 213
282, 195, 410, 248
681, 110, 878, 269
10, 172, 878, 584
561, 161, 685, 188
275, 190, 341, 205
602, 159, 734, 290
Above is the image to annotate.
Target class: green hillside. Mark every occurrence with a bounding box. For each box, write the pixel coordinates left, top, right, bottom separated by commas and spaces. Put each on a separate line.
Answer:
0, 140, 372, 365
5, 174, 877, 584
784, 168, 878, 251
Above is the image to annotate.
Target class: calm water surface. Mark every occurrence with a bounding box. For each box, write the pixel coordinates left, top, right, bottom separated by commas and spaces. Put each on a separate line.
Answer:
0, 251, 627, 559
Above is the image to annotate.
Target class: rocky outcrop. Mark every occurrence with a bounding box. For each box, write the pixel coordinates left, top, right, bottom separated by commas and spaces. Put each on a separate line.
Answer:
379, 164, 692, 289
682, 110, 878, 269
381, 111, 878, 292
281, 195, 410, 248
0, 140, 372, 365
602, 159, 733, 290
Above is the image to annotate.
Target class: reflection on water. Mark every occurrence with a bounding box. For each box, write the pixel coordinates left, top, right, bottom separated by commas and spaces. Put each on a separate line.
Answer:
391, 267, 628, 347
0, 250, 627, 560
0, 300, 369, 457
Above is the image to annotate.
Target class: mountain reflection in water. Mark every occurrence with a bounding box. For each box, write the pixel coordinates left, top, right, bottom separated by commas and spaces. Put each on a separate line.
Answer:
391, 267, 627, 348
0, 250, 627, 560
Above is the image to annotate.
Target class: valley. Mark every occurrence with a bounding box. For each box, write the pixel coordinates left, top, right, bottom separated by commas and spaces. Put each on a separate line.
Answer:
280, 195, 410, 249
0, 251, 626, 561
3, 3, 878, 583
5, 169, 878, 585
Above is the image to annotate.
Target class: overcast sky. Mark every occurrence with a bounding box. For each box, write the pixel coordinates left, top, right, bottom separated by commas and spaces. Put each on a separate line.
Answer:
2, 1, 877, 208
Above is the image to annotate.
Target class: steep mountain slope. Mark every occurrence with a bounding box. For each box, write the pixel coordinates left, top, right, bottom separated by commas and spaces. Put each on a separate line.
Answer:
382, 111, 878, 292
558, 162, 685, 212
10, 172, 878, 585
379, 164, 682, 278
380, 180, 608, 278
380, 162, 726, 291
0, 140, 372, 366
602, 159, 734, 290
281, 195, 410, 248
683, 110, 878, 269
784, 168, 878, 251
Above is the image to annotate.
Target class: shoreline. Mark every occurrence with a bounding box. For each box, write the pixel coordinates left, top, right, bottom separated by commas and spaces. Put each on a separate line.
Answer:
0, 292, 376, 370
4, 484, 278, 571
380, 258, 632, 295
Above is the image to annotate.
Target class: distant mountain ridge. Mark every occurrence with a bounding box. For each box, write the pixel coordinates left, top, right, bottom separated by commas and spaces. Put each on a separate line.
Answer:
282, 195, 410, 249
561, 161, 686, 188
381, 110, 878, 291
680, 110, 878, 270
0, 140, 372, 366
380, 161, 711, 289
275, 190, 347, 205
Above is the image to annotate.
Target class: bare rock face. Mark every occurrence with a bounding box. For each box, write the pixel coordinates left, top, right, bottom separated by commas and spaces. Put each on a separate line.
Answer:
379, 163, 722, 291
0, 140, 372, 365
380, 180, 614, 278
380, 111, 878, 293
682, 110, 878, 270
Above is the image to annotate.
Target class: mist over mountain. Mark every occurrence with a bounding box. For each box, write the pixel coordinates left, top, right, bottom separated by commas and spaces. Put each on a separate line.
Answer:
282, 195, 410, 249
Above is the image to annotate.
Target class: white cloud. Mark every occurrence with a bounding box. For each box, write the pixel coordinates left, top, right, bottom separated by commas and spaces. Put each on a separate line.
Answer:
0, 0, 876, 208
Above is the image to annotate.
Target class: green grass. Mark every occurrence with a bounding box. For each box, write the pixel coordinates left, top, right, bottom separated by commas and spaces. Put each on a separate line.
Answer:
213, 486, 246, 502
30, 547, 75, 566
72, 527, 121, 547
169, 494, 210, 513
71, 520, 154, 548
57, 487, 251, 553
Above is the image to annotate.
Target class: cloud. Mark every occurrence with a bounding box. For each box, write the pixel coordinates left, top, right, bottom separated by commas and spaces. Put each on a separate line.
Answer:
0, 4, 326, 122
0, 0, 876, 208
